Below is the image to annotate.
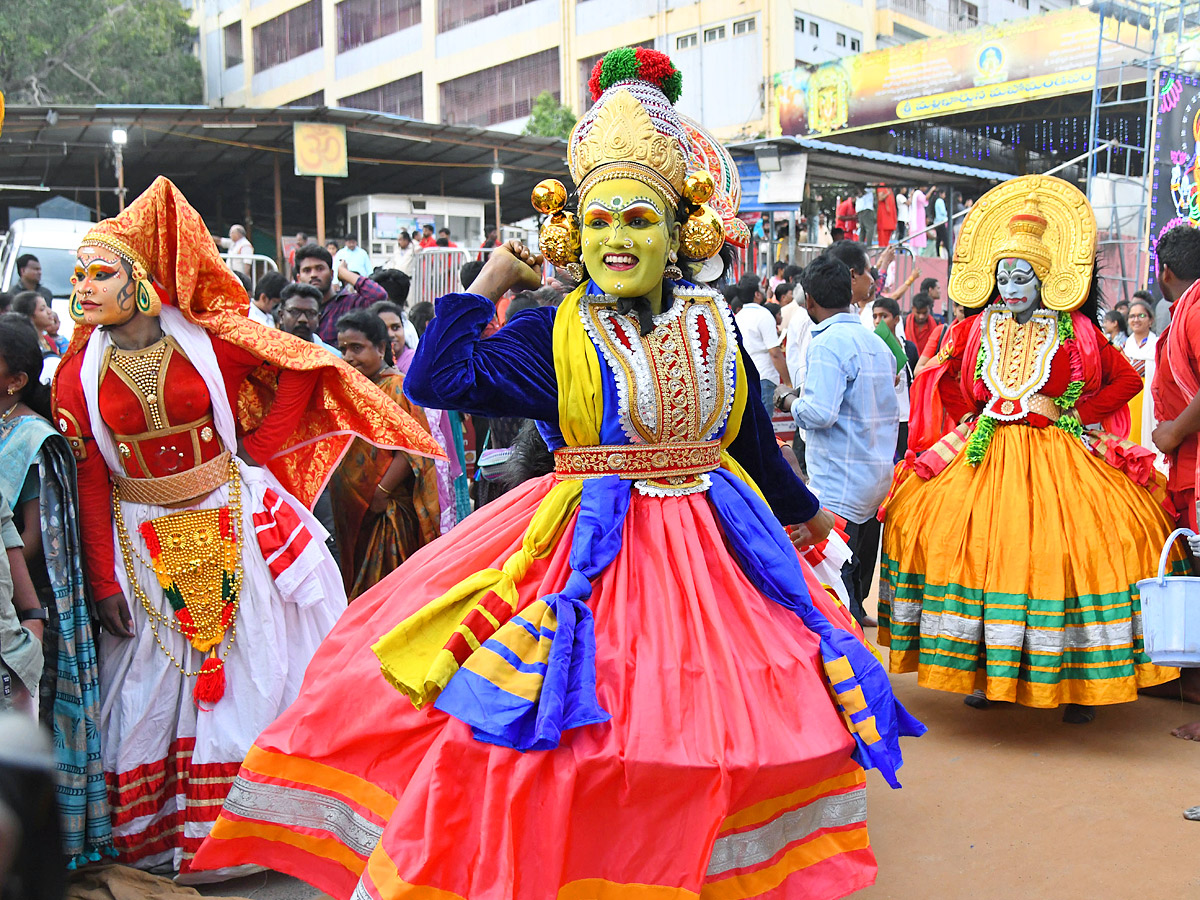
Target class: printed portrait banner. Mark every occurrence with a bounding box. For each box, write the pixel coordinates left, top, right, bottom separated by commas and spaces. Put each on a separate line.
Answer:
772, 7, 1141, 138
1148, 69, 1200, 268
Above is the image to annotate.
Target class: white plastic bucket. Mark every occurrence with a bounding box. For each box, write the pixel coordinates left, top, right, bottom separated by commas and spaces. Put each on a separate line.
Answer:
1137, 528, 1200, 667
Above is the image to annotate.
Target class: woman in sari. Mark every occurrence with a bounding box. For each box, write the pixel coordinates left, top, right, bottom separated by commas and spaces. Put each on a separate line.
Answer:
333, 310, 439, 598
1123, 297, 1161, 459
0, 314, 110, 865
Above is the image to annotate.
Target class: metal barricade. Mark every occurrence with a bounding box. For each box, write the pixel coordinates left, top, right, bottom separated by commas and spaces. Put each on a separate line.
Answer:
220, 252, 278, 292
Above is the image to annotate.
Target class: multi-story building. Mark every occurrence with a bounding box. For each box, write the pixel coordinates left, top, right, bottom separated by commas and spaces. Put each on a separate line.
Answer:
191, 0, 1073, 140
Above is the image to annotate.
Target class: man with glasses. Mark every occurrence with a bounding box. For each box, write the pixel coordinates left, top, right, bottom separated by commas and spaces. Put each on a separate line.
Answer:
277, 283, 342, 357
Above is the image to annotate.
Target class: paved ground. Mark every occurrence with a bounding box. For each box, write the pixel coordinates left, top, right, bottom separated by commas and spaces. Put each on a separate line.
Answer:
199, 612, 1200, 900
858, 631, 1199, 899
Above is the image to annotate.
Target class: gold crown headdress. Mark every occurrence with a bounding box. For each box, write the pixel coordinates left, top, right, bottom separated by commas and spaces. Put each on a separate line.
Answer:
949, 174, 1096, 312
532, 48, 725, 278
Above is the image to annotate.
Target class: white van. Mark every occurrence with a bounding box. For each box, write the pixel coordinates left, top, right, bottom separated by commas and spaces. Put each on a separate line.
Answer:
0, 218, 92, 299
0, 218, 93, 345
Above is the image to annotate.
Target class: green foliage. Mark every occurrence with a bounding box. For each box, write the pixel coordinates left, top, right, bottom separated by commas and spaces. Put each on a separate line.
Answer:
965, 416, 996, 466
522, 91, 576, 140
0, 0, 202, 105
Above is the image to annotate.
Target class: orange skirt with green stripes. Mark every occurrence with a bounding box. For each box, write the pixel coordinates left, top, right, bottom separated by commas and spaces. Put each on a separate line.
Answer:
880, 422, 1182, 708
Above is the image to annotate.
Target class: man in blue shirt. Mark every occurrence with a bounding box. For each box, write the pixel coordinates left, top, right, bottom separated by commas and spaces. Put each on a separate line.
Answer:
775, 255, 899, 626
333, 233, 372, 277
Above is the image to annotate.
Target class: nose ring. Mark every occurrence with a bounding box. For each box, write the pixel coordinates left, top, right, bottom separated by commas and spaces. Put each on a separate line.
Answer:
622, 239, 633, 249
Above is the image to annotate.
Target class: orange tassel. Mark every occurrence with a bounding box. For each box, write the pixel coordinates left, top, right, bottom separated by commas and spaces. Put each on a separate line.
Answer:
193, 654, 226, 710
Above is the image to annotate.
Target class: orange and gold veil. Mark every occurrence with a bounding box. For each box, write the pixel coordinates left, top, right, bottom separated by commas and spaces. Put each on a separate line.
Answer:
54, 176, 443, 507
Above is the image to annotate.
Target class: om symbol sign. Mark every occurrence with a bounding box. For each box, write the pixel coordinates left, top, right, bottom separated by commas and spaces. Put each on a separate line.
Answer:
293, 123, 348, 177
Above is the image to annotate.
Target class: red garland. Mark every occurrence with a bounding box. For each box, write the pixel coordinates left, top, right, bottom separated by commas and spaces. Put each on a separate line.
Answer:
634, 47, 677, 87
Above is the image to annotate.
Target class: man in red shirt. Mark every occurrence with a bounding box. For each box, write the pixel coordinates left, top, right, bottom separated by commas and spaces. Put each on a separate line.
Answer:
835, 195, 857, 241
418, 223, 437, 248
906, 291, 936, 356
1148, 225, 1200, 736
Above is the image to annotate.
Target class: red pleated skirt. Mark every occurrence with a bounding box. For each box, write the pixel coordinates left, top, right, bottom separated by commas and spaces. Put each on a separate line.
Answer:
193, 474, 876, 900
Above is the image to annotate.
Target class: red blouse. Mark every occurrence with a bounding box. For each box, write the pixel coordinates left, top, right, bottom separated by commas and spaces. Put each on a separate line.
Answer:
55, 333, 319, 600
936, 317, 1141, 428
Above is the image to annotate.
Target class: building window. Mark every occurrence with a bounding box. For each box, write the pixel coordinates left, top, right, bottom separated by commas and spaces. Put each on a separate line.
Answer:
340, 73, 423, 118
810, 21, 819, 36
578, 41, 653, 110
733, 17, 755, 35
952, 0, 979, 25
850, 37, 861, 51
223, 22, 243, 68
676, 32, 697, 49
437, 0, 536, 33
704, 25, 725, 42
794, 15, 804, 31
286, 90, 325, 106
336, 0, 421, 52
440, 48, 559, 127
836, 32, 846, 46
252, 1, 322, 72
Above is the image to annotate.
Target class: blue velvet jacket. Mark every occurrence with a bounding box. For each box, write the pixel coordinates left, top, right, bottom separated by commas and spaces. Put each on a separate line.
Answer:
404, 292, 821, 526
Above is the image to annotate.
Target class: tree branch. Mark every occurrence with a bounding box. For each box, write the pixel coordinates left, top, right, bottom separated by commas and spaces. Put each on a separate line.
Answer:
58, 60, 108, 99
27, 0, 133, 102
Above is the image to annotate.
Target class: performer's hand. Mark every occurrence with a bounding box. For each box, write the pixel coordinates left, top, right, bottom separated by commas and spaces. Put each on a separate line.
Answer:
469, 241, 544, 301
1154, 419, 1183, 455
98, 593, 134, 639
370, 485, 391, 515
790, 508, 834, 548
21, 619, 43, 643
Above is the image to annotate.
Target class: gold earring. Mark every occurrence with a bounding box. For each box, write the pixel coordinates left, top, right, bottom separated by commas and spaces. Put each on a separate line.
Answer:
131, 263, 163, 317
664, 250, 683, 282
6, 386, 16, 396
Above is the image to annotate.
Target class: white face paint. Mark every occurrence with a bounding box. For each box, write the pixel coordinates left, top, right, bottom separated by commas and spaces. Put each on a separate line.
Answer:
995, 258, 1041, 316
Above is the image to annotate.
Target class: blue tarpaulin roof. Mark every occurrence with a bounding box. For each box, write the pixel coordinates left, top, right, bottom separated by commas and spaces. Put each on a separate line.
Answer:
731, 136, 1013, 212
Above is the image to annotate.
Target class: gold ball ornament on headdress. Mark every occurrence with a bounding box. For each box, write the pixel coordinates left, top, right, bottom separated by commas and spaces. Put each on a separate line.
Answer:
683, 171, 716, 206
681, 205, 725, 260
531, 178, 582, 272
949, 174, 1096, 312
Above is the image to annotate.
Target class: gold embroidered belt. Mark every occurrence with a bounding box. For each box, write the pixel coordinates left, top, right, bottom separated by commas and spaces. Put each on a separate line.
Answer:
113, 451, 233, 507
554, 441, 722, 481
1027, 392, 1061, 422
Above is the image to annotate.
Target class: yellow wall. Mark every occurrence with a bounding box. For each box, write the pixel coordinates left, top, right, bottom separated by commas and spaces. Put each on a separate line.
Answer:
193, 0, 898, 134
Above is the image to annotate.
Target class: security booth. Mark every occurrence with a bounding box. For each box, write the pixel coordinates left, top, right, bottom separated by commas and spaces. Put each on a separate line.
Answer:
340, 194, 488, 261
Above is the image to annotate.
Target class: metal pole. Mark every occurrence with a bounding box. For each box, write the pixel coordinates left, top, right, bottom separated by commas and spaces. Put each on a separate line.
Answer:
273, 155, 284, 269
315, 176, 326, 245
93, 157, 102, 220
493, 148, 501, 238
115, 145, 126, 212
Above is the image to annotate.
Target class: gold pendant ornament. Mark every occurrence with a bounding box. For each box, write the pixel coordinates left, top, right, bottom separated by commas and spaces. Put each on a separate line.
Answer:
113, 456, 245, 709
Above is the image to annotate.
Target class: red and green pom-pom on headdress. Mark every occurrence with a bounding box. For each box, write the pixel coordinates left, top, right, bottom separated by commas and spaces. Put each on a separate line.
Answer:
588, 47, 683, 105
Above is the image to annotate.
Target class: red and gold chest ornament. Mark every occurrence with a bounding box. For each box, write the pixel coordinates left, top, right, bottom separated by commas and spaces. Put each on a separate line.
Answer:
113, 456, 244, 709
532, 48, 726, 278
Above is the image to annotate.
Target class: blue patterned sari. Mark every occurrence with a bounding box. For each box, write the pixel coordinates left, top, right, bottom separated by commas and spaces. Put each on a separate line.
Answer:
0, 415, 111, 865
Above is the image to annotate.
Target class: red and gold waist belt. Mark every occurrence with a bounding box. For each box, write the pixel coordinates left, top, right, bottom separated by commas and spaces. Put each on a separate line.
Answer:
113, 450, 232, 507
554, 440, 722, 481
